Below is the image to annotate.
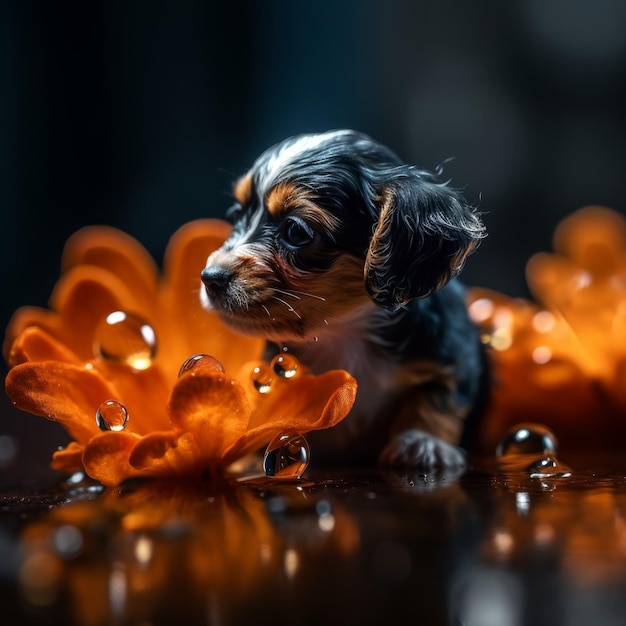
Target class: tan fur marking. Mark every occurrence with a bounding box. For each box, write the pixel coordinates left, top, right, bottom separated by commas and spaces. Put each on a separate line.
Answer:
385, 361, 464, 442
249, 253, 369, 339
265, 182, 297, 217
390, 369, 468, 445
364, 188, 395, 296
233, 172, 253, 205
450, 240, 479, 273
311, 254, 369, 311
393, 361, 456, 391
296, 202, 342, 233
266, 184, 342, 233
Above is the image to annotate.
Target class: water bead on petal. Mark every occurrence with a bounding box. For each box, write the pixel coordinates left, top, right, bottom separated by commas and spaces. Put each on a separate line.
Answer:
263, 433, 310, 479
271, 353, 299, 379
178, 354, 226, 377
96, 400, 129, 432
94, 311, 157, 370
252, 365, 273, 394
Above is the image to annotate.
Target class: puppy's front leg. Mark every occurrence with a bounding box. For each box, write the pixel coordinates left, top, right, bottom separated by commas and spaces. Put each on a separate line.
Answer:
379, 384, 468, 470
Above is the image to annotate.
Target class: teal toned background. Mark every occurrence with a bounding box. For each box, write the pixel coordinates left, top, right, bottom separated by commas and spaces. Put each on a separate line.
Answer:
2, 0, 626, 483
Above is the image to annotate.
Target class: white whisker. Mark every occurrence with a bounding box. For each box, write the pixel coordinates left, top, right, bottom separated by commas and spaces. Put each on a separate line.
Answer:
273, 288, 301, 300
272, 296, 302, 320
273, 287, 326, 302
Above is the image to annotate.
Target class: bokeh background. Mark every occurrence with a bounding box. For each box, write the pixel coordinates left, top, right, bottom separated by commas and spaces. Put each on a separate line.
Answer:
2, 0, 626, 484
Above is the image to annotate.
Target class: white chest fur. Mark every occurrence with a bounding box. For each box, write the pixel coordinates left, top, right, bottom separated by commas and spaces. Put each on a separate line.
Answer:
286, 321, 400, 434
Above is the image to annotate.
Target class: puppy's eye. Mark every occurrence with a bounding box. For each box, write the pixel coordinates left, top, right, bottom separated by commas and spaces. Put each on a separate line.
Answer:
281, 216, 316, 249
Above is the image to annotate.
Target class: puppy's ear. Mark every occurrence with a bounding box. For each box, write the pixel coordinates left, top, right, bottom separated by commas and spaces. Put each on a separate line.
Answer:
364, 174, 485, 309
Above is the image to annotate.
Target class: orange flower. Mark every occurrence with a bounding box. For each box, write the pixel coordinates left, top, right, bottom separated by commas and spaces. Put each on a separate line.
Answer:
469, 206, 626, 452
4, 220, 357, 485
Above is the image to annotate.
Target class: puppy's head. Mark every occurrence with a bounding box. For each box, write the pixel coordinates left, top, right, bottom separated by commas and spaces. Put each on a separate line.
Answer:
201, 130, 485, 340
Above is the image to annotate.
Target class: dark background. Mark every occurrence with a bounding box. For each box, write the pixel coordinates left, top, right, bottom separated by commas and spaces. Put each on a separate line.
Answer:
1, 0, 626, 484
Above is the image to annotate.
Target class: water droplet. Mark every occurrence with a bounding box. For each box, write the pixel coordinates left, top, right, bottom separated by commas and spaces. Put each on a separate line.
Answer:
527, 456, 572, 479
65, 471, 86, 485
94, 311, 157, 370
178, 354, 225, 377
252, 365, 273, 394
96, 400, 129, 432
496, 423, 572, 480
496, 423, 558, 457
271, 353, 299, 379
263, 434, 310, 479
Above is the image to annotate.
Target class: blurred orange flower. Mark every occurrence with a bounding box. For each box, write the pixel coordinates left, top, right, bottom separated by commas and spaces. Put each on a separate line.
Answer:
469, 206, 626, 453
18, 479, 361, 624
3, 220, 357, 486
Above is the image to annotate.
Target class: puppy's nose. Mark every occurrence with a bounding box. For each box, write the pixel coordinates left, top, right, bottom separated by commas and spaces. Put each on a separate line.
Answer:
201, 266, 232, 297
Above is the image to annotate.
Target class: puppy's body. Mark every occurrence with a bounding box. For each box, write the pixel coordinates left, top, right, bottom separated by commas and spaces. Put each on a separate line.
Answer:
285, 279, 484, 467
201, 130, 487, 470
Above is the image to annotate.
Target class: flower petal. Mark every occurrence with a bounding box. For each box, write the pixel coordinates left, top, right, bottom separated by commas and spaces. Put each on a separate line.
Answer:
168, 371, 250, 461
161, 219, 232, 314
478, 357, 607, 453
51, 441, 84, 473
51, 265, 136, 321
82, 431, 142, 486
6, 326, 82, 366
5, 362, 119, 443
553, 206, 626, 277
158, 219, 265, 376
91, 362, 172, 434
527, 253, 622, 374
129, 431, 204, 477
468, 285, 624, 452
3, 307, 54, 364
229, 370, 357, 459
526, 253, 588, 309
5, 266, 150, 363
62, 225, 159, 309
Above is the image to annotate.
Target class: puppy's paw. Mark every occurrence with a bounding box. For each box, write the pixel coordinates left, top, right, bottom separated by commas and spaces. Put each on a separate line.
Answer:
379, 429, 467, 471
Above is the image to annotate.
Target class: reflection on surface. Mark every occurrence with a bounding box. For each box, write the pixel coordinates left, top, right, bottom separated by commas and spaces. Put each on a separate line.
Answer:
12, 476, 362, 625
5, 459, 626, 625
452, 458, 626, 626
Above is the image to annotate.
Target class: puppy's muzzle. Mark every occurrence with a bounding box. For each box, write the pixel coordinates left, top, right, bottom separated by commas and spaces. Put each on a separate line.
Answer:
201, 266, 232, 299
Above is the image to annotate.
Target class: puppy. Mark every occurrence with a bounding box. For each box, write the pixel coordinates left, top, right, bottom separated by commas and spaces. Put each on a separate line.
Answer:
200, 130, 487, 470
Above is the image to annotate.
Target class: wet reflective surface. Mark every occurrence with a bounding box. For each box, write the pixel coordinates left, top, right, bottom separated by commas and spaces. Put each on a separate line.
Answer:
3, 450, 626, 625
